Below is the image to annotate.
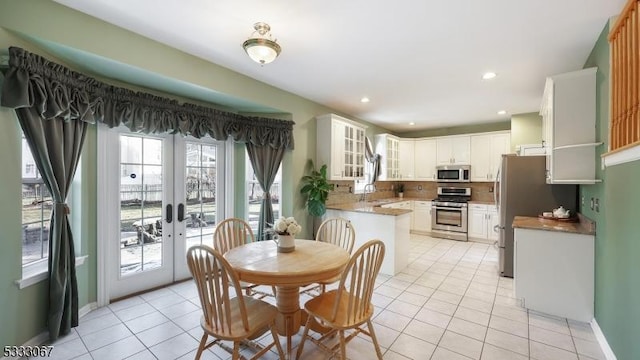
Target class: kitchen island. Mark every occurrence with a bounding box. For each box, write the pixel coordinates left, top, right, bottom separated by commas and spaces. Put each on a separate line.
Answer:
325, 200, 411, 275
512, 215, 595, 322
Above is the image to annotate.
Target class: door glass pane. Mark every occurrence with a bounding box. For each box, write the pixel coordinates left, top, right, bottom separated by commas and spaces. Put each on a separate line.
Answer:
120, 135, 163, 276
185, 143, 216, 250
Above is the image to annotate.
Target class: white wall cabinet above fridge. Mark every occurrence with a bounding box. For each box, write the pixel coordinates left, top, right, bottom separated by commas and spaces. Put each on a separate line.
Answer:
316, 114, 367, 180
436, 136, 471, 165
470, 132, 511, 182
540, 67, 600, 184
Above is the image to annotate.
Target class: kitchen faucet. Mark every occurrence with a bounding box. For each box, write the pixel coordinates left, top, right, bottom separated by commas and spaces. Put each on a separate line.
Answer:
362, 183, 376, 203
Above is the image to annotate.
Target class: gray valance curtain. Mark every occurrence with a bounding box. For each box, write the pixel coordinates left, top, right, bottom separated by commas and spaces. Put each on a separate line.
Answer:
1, 47, 295, 149
1, 46, 293, 341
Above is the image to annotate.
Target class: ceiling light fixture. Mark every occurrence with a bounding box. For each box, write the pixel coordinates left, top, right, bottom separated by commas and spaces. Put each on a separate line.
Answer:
497, 110, 507, 115
361, 97, 370, 103
482, 72, 497, 80
409, 122, 415, 126
242, 22, 281, 65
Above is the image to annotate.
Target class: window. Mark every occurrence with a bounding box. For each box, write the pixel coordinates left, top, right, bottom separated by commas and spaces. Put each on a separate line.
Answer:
245, 151, 282, 236
21, 133, 51, 267
609, 1, 640, 151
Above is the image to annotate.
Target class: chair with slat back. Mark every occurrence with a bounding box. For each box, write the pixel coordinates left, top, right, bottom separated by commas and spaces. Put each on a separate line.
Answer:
301, 218, 355, 296
213, 218, 275, 299
296, 239, 385, 360
186, 245, 284, 360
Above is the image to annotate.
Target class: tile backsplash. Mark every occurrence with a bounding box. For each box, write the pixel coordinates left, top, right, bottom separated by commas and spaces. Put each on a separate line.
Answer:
326, 181, 496, 205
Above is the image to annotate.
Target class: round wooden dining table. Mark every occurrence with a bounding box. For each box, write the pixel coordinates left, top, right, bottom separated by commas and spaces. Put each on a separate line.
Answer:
224, 239, 350, 358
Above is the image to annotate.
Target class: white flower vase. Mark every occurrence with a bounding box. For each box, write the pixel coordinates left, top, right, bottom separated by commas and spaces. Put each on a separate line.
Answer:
276, 234, 296, 253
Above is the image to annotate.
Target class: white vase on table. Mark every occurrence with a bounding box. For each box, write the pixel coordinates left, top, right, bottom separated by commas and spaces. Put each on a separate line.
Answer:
276, 234, 295, 253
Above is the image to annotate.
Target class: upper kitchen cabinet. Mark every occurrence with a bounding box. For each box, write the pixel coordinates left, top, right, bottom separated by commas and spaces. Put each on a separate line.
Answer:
414, 138, 437, 180
375, 134, 400, 180
470, 131, 511, 182
316, 114, 367, 180
540, 67, 600, 184
398, 139, 415, 180
436, 135, 471, 165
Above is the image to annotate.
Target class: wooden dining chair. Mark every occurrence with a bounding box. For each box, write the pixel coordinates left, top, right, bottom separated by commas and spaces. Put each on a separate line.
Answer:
213, 217, 274, 299
301, 217, 355, 296
186, 245, 285, 360
296, 239, 385, 360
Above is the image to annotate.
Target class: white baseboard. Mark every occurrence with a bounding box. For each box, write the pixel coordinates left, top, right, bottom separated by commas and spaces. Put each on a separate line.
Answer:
591, 318, 617, 360
1, 302, 99, 360
79, 302, 98, 318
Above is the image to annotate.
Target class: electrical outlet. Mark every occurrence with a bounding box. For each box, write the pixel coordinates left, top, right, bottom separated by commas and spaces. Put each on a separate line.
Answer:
590, 197, 594, 210
595, 198, 600, 212
417, 185, 423, 191
581, 196, 585, 206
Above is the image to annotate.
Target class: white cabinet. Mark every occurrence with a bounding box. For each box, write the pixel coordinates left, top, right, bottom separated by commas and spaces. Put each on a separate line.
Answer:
436, 136, 470, 165
398, 139, 415, 179
470, 132, 511, 182
541, 67, 600, 184
414, 139, 437, 181
468, 204, 488, 239
514, 227, 594, 322
467, 203, 498, 241
316, 114, 367, 180
412, 200, 432, 233
375, 134, 400, 180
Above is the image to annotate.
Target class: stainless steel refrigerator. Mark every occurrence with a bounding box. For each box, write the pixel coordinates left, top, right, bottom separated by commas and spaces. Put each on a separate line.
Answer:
495, 154, 577, 277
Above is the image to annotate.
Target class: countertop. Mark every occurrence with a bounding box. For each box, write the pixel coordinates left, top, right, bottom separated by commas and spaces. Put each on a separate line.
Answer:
326, 199, 412, 216
512, 215, 596, 235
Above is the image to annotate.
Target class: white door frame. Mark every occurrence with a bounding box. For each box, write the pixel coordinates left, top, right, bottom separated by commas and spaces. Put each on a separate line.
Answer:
97, 126, 235, 306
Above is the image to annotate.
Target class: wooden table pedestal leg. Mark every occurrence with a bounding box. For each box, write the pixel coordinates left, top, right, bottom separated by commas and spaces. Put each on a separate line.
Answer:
275, 286, 301, 359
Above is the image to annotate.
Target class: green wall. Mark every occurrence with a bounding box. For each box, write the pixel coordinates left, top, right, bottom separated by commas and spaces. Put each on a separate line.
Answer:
510, 112, 542, 152
397, 120, 510, 138
580, 20, 640, 360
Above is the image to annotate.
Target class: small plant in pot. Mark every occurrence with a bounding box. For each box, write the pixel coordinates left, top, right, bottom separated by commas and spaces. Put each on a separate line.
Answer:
300, 161, 334, 236
396, 183, 405, 198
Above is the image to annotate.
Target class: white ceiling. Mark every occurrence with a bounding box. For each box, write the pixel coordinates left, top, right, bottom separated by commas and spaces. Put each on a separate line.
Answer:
53, 0, 624, 132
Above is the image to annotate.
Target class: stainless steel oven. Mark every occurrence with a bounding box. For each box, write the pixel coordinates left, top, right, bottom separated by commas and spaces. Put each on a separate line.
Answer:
431, 187, 470, 241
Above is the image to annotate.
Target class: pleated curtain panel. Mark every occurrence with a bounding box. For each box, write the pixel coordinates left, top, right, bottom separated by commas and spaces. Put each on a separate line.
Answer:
0, 46, 294, 341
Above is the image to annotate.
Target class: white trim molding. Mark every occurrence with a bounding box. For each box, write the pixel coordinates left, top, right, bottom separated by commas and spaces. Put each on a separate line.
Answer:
15, 255, 89, 289
591, 318, 618, 360
602, 144, 640, 168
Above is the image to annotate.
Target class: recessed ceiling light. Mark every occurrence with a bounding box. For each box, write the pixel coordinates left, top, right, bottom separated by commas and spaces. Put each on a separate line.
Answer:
360, 97, 370, 103
482, 72, 497, 80
497, 110, 507, 115
409, 122, 415, 126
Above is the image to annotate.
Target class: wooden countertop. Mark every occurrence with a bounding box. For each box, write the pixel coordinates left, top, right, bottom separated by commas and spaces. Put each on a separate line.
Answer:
512, 215, 596, 235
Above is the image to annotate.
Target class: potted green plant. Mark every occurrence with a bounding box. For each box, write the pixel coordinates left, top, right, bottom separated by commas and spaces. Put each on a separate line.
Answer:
300, 162, 334, 217
300, 161, 334, 236
396, 183, 405, 198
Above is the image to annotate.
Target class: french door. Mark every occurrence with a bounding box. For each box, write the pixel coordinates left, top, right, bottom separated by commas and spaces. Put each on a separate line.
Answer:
101, 127, 225, 300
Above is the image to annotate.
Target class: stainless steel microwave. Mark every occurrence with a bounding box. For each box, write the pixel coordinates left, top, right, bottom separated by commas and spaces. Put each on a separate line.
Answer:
436, 165, 470, 182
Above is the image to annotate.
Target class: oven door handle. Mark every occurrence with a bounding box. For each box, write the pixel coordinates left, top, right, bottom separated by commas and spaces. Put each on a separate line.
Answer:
434, 206, 464, 210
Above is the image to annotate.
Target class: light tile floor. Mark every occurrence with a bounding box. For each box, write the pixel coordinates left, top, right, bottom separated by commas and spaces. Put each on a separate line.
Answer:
32, 235, 606, 360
